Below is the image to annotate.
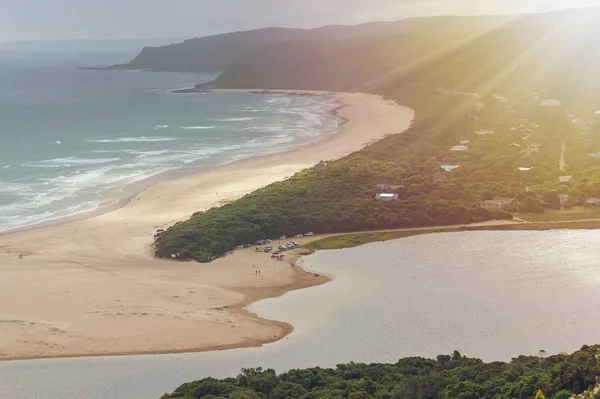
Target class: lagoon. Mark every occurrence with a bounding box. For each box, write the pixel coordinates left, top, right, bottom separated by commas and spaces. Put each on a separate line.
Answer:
2, 230, 600, 399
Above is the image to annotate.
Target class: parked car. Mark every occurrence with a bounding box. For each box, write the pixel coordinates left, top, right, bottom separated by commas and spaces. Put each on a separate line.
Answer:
291, 241, 299, 246
236, 245, 244, 249
265, 246, 273, 251
294, 234, 304, 238
279, 235, 287, 240
266, 239, 272, 243
305, 232, 315, 236
278, 245, 286, 250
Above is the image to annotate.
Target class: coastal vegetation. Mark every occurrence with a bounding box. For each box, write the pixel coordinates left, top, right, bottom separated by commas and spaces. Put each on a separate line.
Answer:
155, 81, 600, 261
153, 8, 600, 262
161, 345, 600, 399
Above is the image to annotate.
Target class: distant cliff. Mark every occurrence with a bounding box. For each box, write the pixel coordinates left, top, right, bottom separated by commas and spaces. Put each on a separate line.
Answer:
104, 15, 514, 73
107, 28, 306, 72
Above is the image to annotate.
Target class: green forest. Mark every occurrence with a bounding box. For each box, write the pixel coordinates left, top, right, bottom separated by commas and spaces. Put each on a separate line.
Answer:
155, 83, 600, 262
161, 345, 600, 399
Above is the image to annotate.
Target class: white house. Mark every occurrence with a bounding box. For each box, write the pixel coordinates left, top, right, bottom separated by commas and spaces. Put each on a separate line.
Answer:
558, 175, 572, 182
586, 197, 600, 206
450, 145, 468, 151
572, 118, 589, 128
540, 99, 562, 107
375, 193, 399, 201
440, 165, 459, 172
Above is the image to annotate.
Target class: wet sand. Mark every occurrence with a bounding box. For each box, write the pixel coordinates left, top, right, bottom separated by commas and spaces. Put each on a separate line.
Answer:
0, 91, 414, 361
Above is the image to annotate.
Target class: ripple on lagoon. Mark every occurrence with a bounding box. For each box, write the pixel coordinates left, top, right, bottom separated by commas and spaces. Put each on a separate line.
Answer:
2, 230, 600, 399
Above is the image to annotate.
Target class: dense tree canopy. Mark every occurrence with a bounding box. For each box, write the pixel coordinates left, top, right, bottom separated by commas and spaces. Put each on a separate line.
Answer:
161, 345, 600, 399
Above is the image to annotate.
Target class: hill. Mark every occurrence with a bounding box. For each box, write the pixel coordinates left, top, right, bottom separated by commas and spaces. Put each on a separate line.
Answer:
213, 9, 600, 104
104, 15, 515, 73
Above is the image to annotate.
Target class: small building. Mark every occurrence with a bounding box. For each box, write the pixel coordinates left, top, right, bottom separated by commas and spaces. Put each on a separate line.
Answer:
375, 193, 399, 201
518, 167, 533, 171
460, 140, 471, 145
450, 145, 468, 151
480, 197, 520, 210
376, 184, 406, 190
540, 99, 562, 107
529, 143, 542, 152
494, 95, 508, 104
433, 172, 447, 183
572, 118, 589, 128
440, 165, 459, 172
475, 129, 495, 135
558, 175, 572, 182
588, 152, 600, 159
586, 197, 600, 206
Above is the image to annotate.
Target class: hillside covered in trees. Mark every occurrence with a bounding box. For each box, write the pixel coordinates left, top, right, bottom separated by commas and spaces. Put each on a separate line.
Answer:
148, 8, 600, 264
105, 14, 516, 73
161, 345, 600, 399
213, 9, 600, 105
155, 79, 600, 261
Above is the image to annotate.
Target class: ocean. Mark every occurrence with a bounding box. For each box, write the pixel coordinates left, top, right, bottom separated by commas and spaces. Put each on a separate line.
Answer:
0, 48, 340, 233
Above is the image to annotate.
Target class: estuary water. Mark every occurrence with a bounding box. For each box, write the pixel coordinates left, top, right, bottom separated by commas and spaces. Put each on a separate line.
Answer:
1, 230, 600, 399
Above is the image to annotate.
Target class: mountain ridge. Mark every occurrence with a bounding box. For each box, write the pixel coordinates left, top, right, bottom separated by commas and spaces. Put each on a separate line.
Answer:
101, 14, 521, 72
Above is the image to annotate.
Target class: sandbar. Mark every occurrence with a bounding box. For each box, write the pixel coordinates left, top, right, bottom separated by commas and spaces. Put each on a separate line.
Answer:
0, 91, 414, 361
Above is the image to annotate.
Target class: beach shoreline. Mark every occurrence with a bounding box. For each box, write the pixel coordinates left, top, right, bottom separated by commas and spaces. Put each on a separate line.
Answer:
0, 90, 414, 362
0, 91, 345, 237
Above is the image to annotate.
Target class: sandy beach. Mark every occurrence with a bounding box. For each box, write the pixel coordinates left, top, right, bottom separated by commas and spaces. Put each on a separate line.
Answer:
0, 91, 414, 361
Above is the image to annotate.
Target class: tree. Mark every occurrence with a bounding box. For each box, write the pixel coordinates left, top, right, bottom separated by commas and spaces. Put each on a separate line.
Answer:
554, 390, 574, 399
542, 190, 561, 209
520, 197, 544, 214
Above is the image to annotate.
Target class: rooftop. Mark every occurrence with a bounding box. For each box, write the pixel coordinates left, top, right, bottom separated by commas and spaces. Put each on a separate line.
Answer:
540, 99, 562, 107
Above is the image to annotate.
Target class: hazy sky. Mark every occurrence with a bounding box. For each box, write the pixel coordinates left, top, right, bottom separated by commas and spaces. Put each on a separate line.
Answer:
2, 0, 600, 41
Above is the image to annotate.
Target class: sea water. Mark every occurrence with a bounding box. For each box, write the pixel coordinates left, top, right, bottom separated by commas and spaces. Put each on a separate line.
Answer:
0, 49, 339, 233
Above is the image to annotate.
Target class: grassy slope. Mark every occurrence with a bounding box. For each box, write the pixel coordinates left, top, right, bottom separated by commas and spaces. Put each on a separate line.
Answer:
517, 207, 600, 222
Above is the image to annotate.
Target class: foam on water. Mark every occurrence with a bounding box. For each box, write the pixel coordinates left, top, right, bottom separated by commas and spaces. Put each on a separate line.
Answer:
181, 126, 216, 130
0, 90, 340, 233
86, 137, 178, 143
23, 157, 121, 167
218, 117, 259, 122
